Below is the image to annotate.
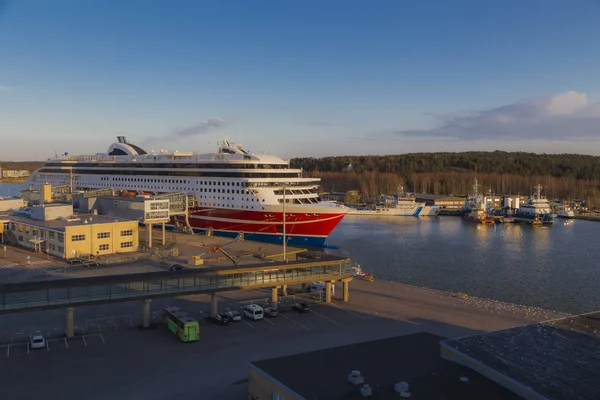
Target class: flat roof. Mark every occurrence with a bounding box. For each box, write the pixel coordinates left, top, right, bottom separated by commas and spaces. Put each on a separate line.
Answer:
250, 332, 521, 400
441, 311, 600, 400
416, 194, 466, 200
97, 195, 149, 203
9, 213, 136, 231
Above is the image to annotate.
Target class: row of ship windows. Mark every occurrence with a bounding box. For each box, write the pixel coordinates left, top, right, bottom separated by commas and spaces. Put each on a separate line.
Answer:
198, 195, 316, 205
40, 168, 301, 178
37, 176, 315, 189
46, 163, 290, 170
98, 177, 318, 193
199, 203, 259, 209
100, 177, 248, 186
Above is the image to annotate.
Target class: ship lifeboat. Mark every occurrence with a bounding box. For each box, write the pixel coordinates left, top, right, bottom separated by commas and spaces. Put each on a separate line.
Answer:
122, 190, 138, 197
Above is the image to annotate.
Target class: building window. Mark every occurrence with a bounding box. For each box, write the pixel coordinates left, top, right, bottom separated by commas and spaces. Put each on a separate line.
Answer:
120, 241, 133, 249
57, 233, 64, 242
120, 230, 133, 237
97, 232, 111, 239
72, 234, 86, 242
18, 236, 23, 242
99, 244, 109, 251
57, 246, 64, 253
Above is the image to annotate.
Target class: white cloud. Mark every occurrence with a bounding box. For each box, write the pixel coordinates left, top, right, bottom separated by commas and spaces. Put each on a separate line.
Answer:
546, 90, 588, 116
397, 91, 600, 140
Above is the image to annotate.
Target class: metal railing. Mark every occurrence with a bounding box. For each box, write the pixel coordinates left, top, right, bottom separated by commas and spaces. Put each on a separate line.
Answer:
0, 258, 352, 312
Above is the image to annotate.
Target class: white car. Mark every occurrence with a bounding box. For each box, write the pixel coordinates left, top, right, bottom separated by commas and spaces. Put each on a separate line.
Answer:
243, 304, 264, 321
30, 335, 45, 349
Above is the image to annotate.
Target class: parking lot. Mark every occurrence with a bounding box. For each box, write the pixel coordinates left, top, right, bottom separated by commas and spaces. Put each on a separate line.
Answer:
0, 283, 373, 359
0, 278, 543, 400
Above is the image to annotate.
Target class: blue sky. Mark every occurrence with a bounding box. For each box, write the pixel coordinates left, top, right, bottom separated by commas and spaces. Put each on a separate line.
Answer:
1, 0, 600, 160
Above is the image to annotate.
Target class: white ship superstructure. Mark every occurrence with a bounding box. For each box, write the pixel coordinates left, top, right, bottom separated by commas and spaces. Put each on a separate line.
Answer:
347, 186, 440, 216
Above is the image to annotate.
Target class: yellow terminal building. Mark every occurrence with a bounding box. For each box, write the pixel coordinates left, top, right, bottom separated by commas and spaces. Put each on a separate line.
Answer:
6, 203, 139, 259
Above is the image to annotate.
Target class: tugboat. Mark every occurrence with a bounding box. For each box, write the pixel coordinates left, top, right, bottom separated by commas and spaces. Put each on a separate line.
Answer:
461, 178, 495, 224
514, 184, 555, 225
350, 264, 374, 281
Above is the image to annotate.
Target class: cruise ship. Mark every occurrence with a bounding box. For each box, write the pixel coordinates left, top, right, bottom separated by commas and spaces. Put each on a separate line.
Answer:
26, 137, 348, 246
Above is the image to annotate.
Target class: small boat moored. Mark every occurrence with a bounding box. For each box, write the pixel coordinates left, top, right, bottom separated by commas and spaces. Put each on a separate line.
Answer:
351, 264, 373, 281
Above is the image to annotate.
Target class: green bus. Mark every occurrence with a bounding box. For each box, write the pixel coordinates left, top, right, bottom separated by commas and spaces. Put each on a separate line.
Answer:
164, 306, 200, 342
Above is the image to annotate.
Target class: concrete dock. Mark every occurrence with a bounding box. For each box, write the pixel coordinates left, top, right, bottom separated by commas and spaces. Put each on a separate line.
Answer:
0, 274, 561, 400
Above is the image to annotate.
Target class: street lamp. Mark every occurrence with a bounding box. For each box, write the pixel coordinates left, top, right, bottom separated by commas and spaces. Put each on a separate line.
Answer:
282, 183, 287, 263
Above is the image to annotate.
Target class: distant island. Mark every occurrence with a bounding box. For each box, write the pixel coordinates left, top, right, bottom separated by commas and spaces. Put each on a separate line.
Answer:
291, 151, 600, 203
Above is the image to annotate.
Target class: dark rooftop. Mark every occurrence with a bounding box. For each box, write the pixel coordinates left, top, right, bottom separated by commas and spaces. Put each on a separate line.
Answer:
442, 311, 600, 400
250, 332, 521, 400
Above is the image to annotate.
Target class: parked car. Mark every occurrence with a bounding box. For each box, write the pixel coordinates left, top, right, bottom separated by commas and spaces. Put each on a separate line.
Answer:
84, 260, 99, 267
224, 310, 242, 321
30, 335, 45, 349
243, 304, 264, 321
68, 257, 83, 264
292, 302, 310, 313
212, 313, 230, 325
264, 307, 278, 318
169, 264, 185, 271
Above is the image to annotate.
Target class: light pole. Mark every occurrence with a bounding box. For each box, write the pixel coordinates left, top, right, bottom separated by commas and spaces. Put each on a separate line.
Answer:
282, 184, 287, 262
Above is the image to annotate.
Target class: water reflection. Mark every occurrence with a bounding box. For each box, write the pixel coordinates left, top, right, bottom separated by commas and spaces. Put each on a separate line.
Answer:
327, 216, 600, 314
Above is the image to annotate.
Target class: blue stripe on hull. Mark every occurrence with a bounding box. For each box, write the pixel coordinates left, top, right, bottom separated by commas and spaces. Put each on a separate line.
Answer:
189, 228, 327, 247
413, 206, 423, 216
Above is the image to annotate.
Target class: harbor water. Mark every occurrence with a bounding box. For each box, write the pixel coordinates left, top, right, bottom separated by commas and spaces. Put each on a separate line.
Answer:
1, 183, 597, 314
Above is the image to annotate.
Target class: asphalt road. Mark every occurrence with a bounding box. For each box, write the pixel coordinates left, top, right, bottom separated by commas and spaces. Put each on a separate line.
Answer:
0, 280, 551, 400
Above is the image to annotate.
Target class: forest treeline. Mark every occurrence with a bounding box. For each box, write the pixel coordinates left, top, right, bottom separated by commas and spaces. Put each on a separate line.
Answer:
291, 151, 600, 201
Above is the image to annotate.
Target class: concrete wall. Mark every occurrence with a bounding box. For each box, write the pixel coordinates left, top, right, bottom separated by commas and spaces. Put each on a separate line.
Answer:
0, 198, 26, 212
30, 204, 73, 221
94, 198, 145, 221
248, 366, 301, 400
65, 220, 139, 258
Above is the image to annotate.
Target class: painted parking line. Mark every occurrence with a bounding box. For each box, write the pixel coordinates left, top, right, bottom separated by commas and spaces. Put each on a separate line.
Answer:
327, 302, 366, 319
82, 336, 87, 346
262, 318, 275, 325
310, 309, 343, 326
280, 314, 311, 331
241, 319, 255, 329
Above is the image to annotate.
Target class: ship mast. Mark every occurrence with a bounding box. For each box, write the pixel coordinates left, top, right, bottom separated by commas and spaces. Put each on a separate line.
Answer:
534, 184, 543, 199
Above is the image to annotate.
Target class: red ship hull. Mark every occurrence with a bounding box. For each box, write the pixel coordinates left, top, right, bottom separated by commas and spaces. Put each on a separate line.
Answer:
175, 206, 346, 247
